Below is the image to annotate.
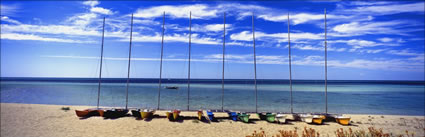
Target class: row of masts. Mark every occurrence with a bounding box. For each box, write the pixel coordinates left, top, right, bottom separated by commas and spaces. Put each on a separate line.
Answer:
95, 9, 328, 114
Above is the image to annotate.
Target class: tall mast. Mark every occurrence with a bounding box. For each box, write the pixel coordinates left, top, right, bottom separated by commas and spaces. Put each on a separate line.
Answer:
158, 12, 165, 110
221, 12, 226, 112
287, 13, 293, 114
324, 9, 328, 114
252, 12, 258, 113
97, 17, 106, 109
187, 11, 192, 111
125, 14, 134, 110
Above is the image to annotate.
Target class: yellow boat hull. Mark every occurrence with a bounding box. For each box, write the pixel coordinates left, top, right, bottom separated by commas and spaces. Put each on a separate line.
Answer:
166, 112, 172, 119
141, 111, 153, 119
336, 118, 350, 125
197, 111, 203, 121
312, 118, 323, 124
173, 112, 179, 120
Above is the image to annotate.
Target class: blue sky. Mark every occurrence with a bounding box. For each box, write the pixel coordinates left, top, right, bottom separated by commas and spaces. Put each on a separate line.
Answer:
1, 1, 424, 80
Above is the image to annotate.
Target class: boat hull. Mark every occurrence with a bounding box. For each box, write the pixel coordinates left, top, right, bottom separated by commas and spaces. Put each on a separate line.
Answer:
312, 118, 323, 124
238, 113, 250, 123
197, 111, 203, 121
131, 110, 141, 118
103, 109, 128, 119
166, 111, 173, 121
75, 110, 89, 117
173, 110, 180, 120
75, 109, 103, 117
228, 112, 238, 121
276, 114, 287, 123
336, 117, 351, 125
141, 110, 155, 119
266, 113, 276, 123
207, 111, 214, 121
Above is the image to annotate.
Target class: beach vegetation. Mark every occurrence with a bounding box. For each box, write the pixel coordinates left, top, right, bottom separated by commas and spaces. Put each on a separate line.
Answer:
247, 127, 416, 137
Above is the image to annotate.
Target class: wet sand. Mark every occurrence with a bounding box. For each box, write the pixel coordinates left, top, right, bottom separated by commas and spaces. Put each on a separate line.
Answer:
1, 103, 424, 137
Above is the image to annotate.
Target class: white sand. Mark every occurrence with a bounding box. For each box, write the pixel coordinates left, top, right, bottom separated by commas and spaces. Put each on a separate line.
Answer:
1, 103, 424, 137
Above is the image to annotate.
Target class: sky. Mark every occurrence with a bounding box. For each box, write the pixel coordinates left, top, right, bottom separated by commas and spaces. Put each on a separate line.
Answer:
1, 1, 424, 80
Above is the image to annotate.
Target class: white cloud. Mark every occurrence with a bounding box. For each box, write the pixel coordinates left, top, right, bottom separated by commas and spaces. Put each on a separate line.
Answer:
0, 4, 19, 16
378, 37, 393, 42
90, 7, 113, 15
1, 24, 100, 36
43, 53, 424, 72
349, 48, 387, 54
258, 13, 350, 25
387, 49, 424, 56
2, 33, 94, 43
291, 44, 346, 52
1, 16, 21, 24
82, 1, 99, 7
204, 24, 231, 32
346, 2, 425, 15
128, 33, 221, 45
134, 4, 218, 19
332, 21, 411, 36
230, 31, 322, 42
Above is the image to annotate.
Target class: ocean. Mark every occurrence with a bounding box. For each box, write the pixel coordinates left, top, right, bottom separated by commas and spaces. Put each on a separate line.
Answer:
1, 77, 424, 115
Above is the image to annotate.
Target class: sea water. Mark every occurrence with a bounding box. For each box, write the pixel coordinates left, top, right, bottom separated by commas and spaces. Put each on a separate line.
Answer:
1, 78, 424, 115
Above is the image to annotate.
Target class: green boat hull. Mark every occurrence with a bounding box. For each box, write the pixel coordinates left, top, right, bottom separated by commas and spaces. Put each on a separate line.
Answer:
266, 114, 276, 123
238, 113, 250, 123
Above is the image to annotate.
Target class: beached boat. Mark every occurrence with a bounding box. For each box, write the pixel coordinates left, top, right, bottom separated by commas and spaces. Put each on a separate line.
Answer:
227, 111, 238, 121
257, 112, 276, 122
299, 114, 324, 124
103, 109, 128, 119
75, 17, 107, 118
165, 109, 180, 121
197, 110, 203, 121
206, 110, 215, 121
266, 113, 276, 123
165, 86, 178, 89
76, 109, 104, 117
166, 110, 173, 120
141, 109, 155, 119
237, 112, 250, 123
276, 113, 287, 123
131, 109, 141, 118
332, 115, 351, 125
173, 109, 181, 120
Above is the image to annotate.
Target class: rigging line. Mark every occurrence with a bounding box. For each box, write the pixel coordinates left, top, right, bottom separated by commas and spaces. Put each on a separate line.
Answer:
287, 13, 293, 114
97, 17, 105, 109
252, 12, 258, 113
221, 12, 226, 112
125, 14, 134, 110
187, 11, 192, 111
158, 11, 165, 110
324, 8, 328, 114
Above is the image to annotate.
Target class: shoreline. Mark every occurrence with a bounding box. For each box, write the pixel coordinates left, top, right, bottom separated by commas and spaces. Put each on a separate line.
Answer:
2, 102, 424, 117
1, 103, 424, 137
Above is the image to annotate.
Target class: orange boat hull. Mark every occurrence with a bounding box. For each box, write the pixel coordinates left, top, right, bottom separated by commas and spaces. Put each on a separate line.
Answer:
76, 109, 104, 117
76, 110, 89, 117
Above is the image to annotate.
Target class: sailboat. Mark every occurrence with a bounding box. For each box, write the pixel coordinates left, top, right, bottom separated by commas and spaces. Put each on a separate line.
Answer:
75, 17, 107, 118
103, 14, 138, 119
154, 12, 181, 121
320, 9, 350, 125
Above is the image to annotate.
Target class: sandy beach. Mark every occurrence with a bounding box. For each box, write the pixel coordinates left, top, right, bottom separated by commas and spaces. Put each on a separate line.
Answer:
1, 103, 424, 137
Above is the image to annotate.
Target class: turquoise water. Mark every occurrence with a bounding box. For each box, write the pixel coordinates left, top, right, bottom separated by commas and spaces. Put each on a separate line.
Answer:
1, 79, 424, 115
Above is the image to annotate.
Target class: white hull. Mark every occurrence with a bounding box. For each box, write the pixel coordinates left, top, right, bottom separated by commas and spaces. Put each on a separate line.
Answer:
276, 114, 287, 123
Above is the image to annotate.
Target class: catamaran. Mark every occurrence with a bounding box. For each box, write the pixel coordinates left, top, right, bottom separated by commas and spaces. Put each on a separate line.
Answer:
103, 14, 139, 119
75, 17, 107, 118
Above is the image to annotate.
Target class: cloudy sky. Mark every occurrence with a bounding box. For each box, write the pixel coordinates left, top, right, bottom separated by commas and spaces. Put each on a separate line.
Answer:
1, 1, 424, 80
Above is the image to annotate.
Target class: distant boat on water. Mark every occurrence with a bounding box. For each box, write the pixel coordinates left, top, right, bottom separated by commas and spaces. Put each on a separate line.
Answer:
165, 86, 179, 89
